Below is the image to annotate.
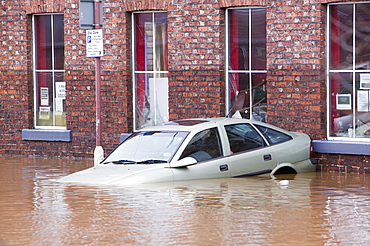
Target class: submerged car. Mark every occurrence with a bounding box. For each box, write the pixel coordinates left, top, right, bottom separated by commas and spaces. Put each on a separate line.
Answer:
59, 118, 316, 186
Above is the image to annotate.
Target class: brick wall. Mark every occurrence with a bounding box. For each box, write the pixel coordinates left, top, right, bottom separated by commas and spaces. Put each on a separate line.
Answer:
316, 153, 370, 174
0, 0, 32, 156
63, 0, 133, 157
167, 0, 225, 119
1, 0, 328, 158
266, 0, 326, 139
0, 0, 133, 157
1, 0, 365, 167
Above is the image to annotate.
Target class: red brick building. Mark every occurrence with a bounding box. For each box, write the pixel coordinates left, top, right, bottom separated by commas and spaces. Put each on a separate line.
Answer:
1, 0, 370, 172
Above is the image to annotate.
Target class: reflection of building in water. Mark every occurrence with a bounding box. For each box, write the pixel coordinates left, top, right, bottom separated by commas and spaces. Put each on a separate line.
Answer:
313, 172, 370, 244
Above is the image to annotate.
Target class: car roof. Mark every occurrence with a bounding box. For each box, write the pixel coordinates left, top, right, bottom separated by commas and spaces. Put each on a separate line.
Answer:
138, 117, 256, 132
137, 117, 296, 137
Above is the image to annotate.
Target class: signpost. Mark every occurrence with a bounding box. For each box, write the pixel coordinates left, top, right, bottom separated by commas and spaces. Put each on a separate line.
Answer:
85, 0, 104, 167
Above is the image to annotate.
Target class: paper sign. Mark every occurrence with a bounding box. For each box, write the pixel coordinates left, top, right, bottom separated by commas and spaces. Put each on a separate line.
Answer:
336, 94, 351, 110
39, 106, 50, 119
357, 90, 369, 112
40, 87, 49, 106
56, 82, 66, 99
360, 74, 370, 89
86, 29, 103, 57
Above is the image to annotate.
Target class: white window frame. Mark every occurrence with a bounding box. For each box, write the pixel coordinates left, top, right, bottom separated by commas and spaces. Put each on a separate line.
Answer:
326, 2, 370, 141
32, 14, 66, 129
225, 7, 267, 120
132, 11, 168, 129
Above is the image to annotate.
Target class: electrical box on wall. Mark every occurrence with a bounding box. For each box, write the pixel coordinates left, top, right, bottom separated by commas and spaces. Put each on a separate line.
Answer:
80, 0, 103, 29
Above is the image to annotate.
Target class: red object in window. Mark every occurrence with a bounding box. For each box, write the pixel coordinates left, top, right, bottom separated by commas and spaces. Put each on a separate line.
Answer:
134, 13, 168, 122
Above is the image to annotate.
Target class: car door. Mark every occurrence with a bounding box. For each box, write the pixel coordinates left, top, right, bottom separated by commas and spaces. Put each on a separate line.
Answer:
222, 123, 278, 177
171, 127, 232, 181
254, 123, 309, 166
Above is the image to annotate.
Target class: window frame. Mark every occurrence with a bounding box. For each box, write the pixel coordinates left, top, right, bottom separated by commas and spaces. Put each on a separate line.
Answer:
32, 14, 66, 129
132, 11, 168, 130
326, 2, 370, 141
225, 7, 267, 121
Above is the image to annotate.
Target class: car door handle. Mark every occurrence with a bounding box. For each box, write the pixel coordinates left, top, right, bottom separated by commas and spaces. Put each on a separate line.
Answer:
219, 164, 229, 172
263, 154, 272, 161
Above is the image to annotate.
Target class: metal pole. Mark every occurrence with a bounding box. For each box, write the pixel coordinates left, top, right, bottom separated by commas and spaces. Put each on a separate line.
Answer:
95, 58, 101, 146
93, 0, 103, 166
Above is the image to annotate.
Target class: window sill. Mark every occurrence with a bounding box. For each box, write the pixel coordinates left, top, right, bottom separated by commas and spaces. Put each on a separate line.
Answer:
22, 129, 72, 142
312, 140, 370, 155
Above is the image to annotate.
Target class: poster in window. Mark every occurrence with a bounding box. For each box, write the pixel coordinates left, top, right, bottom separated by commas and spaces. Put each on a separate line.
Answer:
39, 106, 50, 119
40, 87, 49, 106
360, 74, 370, 89
357, 90, 369, 112
56, 82, 66, 99
336, 94, 351, 110
55, 98, 64, 114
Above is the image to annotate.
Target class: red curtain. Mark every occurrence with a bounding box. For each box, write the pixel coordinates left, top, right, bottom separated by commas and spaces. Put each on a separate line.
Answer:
330, 6, 344, 133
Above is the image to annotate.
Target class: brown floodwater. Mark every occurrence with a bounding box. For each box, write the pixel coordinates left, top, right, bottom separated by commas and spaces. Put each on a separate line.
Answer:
1, 156, 370, 245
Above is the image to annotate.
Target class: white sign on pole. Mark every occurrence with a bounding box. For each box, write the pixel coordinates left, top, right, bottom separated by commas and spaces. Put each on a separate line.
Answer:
86, 29, 103, 57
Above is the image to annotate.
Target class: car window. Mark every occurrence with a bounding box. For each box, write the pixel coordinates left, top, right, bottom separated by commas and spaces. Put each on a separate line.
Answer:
104, 131, 189, 163
254, 124, 292, 145
224, 123, 266, 153
180, 127, 222, 162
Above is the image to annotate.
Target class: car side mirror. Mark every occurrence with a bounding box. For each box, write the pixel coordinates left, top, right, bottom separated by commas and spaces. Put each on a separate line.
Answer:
171, 157, 197, 168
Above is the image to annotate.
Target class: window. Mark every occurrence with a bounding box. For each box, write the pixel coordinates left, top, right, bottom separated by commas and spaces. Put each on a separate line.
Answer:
254, 124, 292, 145
133, 12, 168, 129
328, 3, 370, 139
226, 8, 267, 122
104, 131, 189, 164
225, 123, 266, 153
180, 128, 222, 162
33, 14, 65, 128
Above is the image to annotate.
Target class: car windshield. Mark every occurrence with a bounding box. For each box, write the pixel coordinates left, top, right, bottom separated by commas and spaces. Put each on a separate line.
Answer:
103, 131, 189, 164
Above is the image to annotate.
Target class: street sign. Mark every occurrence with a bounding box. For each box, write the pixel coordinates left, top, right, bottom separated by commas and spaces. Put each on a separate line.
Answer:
86, 29, 103, 57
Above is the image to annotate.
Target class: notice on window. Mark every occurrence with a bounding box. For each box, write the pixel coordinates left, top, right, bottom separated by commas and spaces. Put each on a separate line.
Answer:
39, 106, 50, 120
336, 94, 351, 110
56, 82, 66, 99
86, 29, 103, 57
358, 90, 370, 112
55, 98, 64, 114
40, 87, 49, 106
360, 74, 370, 89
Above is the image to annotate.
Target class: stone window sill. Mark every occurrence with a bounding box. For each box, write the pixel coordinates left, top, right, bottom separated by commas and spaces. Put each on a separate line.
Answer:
22, 129, 72, 142
312, 140, 370, 155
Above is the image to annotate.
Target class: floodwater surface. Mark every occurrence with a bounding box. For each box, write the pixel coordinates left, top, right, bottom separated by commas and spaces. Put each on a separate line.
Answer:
1, 156, 370, 245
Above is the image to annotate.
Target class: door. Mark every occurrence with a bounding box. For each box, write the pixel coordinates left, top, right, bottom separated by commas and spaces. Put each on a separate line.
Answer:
223, 123, 278, 177
172, 127, 232, 181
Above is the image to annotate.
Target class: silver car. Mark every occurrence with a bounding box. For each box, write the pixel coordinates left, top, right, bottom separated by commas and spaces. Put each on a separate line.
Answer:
59, 118, 316, 186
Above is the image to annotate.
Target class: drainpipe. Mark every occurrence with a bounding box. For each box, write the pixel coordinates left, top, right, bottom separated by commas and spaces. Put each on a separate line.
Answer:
93, 0, 104, 166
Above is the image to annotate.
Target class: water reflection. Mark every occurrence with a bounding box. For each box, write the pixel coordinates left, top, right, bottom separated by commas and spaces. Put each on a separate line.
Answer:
1, 156, 370, 245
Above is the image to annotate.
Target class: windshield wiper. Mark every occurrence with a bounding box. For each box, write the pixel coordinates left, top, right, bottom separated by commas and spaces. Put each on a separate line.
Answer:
136, 159, 167, 164
103, 159, 167, 165
103, 159, 137, 165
